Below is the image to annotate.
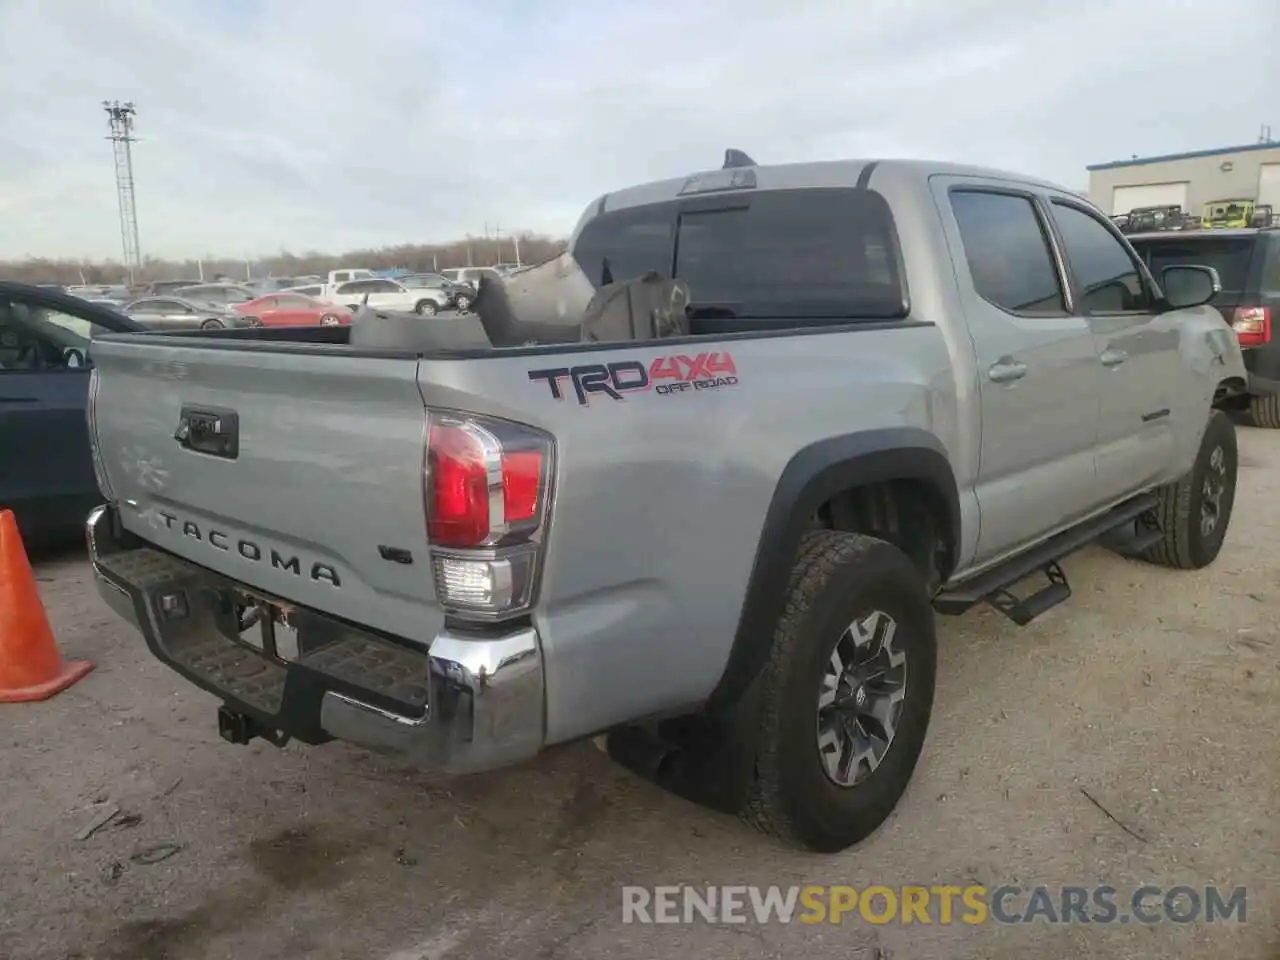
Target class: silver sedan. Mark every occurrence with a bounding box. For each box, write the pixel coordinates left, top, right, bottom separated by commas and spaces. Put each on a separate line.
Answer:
120, 296, 243, 330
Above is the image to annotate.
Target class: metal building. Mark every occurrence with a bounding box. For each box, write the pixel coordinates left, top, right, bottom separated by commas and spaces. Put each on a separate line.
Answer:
1087, 141, 1280, 217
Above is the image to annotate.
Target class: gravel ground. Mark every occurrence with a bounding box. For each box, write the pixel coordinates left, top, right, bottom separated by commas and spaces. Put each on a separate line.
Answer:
1, 430, 1278, 960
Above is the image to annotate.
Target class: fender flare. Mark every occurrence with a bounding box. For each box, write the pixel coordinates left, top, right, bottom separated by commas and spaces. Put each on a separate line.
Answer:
706, 427, 960, 711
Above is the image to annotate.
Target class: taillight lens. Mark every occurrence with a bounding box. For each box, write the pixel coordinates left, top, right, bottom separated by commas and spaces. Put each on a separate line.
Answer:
427, 422, 492, 547
425, 412, 554, 621
1232, 306, 1271, 348
426, 420, 549, 548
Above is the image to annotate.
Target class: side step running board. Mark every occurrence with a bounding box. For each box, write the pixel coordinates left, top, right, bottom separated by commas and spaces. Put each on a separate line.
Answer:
985, 561, 1070, 627
934, 493, 1157, 624
1098, 517, 1165, 558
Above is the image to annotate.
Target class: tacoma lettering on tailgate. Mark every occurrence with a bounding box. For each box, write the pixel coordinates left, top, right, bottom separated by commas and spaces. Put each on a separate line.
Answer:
158, 511, 341, 586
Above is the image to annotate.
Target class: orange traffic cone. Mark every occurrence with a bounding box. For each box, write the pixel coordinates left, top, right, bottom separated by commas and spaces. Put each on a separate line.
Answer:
0, 509, 93, 702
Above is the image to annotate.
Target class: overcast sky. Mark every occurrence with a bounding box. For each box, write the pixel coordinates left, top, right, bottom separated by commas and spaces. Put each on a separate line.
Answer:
0, 0, 1276, 261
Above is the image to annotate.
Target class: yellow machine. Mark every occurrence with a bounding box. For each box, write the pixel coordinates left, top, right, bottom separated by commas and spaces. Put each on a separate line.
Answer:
1201, 199, 1268, 229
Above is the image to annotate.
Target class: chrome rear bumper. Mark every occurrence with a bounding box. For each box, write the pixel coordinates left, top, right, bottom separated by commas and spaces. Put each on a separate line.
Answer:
86, 504, 545, 774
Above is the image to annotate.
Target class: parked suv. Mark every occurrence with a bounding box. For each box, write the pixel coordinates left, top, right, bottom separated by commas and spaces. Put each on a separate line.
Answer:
1129, 227, 1280, 425
398, 273, 475, 310
85, 154, 1247, 852
331, 278, 449, 315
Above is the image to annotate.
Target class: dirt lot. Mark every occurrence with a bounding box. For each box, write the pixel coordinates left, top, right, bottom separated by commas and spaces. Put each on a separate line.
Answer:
2, 431, 1278, 960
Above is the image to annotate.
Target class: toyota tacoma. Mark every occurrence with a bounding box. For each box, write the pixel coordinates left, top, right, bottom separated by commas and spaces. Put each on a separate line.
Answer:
85, 153, 1247, 852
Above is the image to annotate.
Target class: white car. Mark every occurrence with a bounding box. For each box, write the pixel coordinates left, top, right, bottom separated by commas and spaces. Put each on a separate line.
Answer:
331, 278, 449, 316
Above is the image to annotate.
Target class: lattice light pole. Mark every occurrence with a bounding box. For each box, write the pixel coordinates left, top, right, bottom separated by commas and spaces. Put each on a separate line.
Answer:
103, 100, 142, 280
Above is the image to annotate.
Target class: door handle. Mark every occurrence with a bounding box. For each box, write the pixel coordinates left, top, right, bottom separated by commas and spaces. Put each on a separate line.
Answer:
1100, 349, 1128, 367
987, 360, 1028, 384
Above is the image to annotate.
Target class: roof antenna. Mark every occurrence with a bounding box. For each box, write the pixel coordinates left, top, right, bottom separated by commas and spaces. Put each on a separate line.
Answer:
723, 149, 756, 169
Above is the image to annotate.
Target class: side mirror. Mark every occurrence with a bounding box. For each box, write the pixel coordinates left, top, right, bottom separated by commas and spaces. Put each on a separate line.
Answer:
1161, 265, 1220, 310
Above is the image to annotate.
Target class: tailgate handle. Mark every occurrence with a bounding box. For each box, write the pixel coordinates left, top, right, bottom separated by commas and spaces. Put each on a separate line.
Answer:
175, 406, 239, 460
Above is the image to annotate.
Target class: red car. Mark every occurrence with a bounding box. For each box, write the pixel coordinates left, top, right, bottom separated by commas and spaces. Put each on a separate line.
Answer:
232, 293, 351, 328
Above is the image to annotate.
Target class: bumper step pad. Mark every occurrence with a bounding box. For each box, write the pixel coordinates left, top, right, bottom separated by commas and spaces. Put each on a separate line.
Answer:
300, 636, 431, 709
95, 546, 431, 725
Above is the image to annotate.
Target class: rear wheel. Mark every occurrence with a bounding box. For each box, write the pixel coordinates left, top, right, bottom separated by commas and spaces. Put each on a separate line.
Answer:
742, 531, 936, 852
1248, 392, 1280, 428
199, 318, 224, 330
454, 294, 472, 312
1140, 409, 1238, 570
319, 314, 341, 326
243, 317, 263, 328
415, 299, 439, 316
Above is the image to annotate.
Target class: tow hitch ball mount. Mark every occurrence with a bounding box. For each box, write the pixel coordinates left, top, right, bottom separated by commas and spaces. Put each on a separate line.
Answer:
217, 705, 291, 748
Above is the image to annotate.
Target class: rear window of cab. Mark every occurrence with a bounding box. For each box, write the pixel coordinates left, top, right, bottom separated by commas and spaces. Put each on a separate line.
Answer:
571, 187, 908, 324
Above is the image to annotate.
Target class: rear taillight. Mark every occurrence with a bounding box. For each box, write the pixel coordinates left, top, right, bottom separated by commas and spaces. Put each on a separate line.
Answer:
425, 412, 554, 621
86, 368, 115, 500
1232, 306, 1271, 348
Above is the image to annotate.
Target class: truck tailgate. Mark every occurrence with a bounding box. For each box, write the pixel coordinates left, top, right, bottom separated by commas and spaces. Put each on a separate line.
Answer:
90, 339, 440, 643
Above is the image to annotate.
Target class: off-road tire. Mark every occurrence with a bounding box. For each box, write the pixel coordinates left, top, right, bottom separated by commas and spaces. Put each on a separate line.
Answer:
1140, 409, 1238, 570
415, 299, 439, 316
1247, 392, 1280, 428
741, 531, 937, 852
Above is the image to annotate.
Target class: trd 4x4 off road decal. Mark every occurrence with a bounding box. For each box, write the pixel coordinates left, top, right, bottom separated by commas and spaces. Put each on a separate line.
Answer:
528, 351, 739, 405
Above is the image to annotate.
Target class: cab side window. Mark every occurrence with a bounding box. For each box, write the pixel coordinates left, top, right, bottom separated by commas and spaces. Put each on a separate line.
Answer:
950, 190, 1067, 316
1050, 201, 1154, 313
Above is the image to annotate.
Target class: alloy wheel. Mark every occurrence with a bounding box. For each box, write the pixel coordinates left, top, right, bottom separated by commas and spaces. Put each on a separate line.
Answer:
816, 609, 908, 788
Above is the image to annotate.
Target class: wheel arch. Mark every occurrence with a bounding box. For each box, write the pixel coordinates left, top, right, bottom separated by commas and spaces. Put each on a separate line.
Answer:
1212, 375, 1250, 412
706, 427, 959, 711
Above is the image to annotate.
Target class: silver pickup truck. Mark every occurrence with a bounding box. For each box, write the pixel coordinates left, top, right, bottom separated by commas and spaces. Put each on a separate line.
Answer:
85, 154, 1248, 852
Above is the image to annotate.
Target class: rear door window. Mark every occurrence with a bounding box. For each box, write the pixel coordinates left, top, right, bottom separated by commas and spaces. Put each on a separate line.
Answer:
572, 188, 907, 322
949, 190, 1066, 316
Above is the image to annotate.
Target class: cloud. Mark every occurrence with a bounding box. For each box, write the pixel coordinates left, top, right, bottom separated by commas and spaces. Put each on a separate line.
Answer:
0, 0, 1275, 260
